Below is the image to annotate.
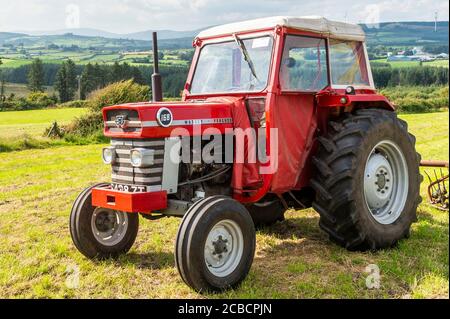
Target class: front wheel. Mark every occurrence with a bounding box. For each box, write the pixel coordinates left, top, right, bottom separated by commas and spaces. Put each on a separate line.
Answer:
311, 109, 422, 251
69, 183, 139, 259
175, 196, 256, 292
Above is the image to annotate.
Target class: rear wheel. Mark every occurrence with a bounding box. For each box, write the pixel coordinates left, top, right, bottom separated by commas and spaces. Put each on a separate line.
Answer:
175, 196, 256, 292
70, 184, 139, 259
311, 109, 421, 250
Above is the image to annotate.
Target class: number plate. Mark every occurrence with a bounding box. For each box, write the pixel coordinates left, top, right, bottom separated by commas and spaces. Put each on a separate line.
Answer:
111, 183, 147, 193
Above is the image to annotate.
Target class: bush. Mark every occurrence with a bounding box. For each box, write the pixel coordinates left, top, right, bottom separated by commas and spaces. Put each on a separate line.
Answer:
66, 80, 150, 136
26, 92, 57, 108
380, 86, 449, 113
86, 80, 150, 112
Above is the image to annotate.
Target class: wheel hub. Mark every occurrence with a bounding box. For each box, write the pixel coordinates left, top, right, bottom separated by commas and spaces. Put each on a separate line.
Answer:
204, 219, 244, 277
363, 140, 409, 225
91, 208, 129, 246
364, 154, 393, 211
205, 228, 232, 268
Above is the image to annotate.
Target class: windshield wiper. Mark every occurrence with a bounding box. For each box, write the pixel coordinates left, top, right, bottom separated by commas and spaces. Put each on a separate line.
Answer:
233, 34, 259, 82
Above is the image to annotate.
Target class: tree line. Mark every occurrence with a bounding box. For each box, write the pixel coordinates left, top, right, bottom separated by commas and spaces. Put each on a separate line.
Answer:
0, 58, 448, 104
371, 64, 449, 87
1, 59, 189, 101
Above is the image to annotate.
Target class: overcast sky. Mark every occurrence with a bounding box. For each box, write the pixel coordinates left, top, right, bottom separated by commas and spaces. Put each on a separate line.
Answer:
0, 0, 449, 34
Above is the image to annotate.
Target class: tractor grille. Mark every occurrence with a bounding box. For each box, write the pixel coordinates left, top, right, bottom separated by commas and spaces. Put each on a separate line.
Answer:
105, 109, 142, 133
111, 138, 165, 190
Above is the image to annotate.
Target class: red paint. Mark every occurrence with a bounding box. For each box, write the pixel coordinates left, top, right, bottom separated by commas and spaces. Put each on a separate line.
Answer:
92, 185, 167, 213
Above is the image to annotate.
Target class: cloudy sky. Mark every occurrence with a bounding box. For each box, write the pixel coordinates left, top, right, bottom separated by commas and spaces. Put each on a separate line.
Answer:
0, 0, 449, 33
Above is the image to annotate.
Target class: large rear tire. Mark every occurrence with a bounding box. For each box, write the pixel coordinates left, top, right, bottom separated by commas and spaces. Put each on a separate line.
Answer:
311, 109, 422, 251
70, 183, 139, 259
175, 196, 256, 292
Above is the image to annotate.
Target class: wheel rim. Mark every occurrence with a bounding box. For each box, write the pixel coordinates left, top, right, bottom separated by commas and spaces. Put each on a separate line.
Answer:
364, 140, 409, 225
91, 208, 129, 246
204, 219, 244, 278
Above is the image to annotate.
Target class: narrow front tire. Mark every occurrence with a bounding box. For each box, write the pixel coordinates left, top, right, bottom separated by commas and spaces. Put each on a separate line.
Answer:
175, 196, 256, 292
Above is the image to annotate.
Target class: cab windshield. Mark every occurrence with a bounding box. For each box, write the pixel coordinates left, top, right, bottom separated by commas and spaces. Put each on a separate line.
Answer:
190, 36, 273, 94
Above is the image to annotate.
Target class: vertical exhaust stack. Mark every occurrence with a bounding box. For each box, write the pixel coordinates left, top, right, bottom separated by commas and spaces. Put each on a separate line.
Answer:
152, 32, 163, 102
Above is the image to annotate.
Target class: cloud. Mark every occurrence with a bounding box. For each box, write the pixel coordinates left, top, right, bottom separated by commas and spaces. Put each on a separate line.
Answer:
0, 0, 448, 33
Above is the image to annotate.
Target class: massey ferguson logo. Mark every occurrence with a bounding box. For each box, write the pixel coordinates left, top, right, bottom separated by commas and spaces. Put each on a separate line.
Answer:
115, 115, 128, 128
156, 107, 173, 127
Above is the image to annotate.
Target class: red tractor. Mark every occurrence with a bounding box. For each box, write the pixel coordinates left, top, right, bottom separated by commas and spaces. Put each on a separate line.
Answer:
70, 16, 422, 292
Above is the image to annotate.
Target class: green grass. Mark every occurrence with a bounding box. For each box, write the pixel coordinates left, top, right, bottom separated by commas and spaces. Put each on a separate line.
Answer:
0, 108, 87, 152
0, 108, 87, 138
372, 59, 449, 68
0, 111, 448, 298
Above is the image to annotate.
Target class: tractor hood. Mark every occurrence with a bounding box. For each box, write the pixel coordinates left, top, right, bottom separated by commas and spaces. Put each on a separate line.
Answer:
102, 97, 241, 139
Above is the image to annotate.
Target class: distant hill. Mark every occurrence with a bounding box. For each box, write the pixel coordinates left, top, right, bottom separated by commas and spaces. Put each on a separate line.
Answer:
13, 28, 203, 41
1, 21, 448, 52
0, 32, 193, 50
363, 21, 449, 46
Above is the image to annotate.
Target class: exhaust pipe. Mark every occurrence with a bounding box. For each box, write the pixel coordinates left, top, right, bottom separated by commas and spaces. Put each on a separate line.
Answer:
151, 32, 163, 102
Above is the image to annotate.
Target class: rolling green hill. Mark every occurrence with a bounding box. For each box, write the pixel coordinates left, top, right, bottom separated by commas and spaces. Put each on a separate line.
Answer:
363, 21, 449, 47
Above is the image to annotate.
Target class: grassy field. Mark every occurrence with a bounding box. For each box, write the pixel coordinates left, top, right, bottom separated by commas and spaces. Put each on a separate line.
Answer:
0, 108, 87, 138
1, 49, 191, 68
2, 82, 55, 98
372, 59, 449, 68
0, 111, 448, 298
0, 108, 87, 152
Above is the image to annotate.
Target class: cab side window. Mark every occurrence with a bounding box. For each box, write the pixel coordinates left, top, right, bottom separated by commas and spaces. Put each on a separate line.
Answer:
280, 35, 328, 92
329, 40, 370, 86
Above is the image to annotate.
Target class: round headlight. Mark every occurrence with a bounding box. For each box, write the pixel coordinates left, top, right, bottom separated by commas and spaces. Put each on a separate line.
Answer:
102, 147, 115, 164
130, 149, 143, 167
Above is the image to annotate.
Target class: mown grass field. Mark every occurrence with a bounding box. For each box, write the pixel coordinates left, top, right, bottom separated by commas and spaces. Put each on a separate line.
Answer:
0, 108, 87, 152
0, 108, 86, 138
0, 111, 448, 299
2, 82, 55, 98
372, 59, 449, 68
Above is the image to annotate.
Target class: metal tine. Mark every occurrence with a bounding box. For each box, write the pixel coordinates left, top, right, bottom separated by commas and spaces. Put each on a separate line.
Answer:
434, 169, 443, 195
440, 168, 447, 194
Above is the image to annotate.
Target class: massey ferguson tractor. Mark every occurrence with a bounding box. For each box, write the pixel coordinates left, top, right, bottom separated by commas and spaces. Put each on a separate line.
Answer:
70, 16, 422, 292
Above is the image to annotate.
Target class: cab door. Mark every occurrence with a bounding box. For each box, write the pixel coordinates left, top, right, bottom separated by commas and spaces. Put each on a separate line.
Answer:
270, 34, 329, 193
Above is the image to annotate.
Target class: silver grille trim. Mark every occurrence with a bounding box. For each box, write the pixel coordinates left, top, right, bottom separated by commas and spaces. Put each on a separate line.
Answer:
141, 117, 233, 127
115, 148, 164, 156
112, 174, 162, 183
111, 139, 165, 147
115, 157, 164, 165
112, 166, 163, 174
105, 120, 142, 128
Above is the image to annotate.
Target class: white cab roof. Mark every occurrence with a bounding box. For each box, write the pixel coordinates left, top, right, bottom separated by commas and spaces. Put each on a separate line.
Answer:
197, 16, 366, 41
